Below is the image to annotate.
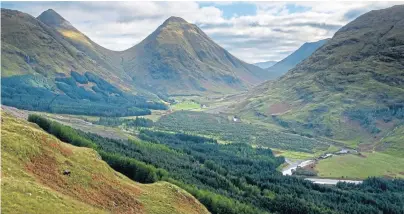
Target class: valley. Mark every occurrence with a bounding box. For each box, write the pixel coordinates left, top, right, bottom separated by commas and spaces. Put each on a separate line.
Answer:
2, 3, 404, 214
5, 94, 403, 182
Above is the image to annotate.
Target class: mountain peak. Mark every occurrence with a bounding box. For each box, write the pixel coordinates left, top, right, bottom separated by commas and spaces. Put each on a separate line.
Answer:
164, 16, 188, 24
37, 9, 74, 30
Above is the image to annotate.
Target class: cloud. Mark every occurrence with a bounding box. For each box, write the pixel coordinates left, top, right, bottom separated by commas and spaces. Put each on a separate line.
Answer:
2, 1, 403, 63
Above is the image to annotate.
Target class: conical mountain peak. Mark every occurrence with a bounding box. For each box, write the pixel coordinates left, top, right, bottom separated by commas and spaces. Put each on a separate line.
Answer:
37, 9, 74, 30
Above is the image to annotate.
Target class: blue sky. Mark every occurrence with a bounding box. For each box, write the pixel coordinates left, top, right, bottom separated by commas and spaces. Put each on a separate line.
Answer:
2, 1, 401, 63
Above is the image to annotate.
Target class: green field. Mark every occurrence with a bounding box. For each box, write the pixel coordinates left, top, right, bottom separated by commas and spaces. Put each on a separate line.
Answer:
171, 100, 201, 111
315, 152, 404, 179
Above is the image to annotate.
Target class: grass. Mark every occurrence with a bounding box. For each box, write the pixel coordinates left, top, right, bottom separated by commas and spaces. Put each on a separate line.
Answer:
271, 149, 317, 160
172, 100, 201, 111
1, 112, 209, 214
378, 125, 404, 158
315, 152, 404, 179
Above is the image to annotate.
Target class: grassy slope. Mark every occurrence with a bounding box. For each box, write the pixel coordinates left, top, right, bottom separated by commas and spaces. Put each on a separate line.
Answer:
234, 5, 404, 179
237, 5, 404, 145
121, 17, 265, 95
1, 112, 209, 214
315, 152, 404, 179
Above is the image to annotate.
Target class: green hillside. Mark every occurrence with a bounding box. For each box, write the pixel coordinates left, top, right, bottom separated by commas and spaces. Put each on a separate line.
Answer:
1, 112, 209, 214
122, 16, 267, 95
236, 5, 404, 149
1, 8, 268, 115
24, 111, 404, 214
1, 8, 167, 116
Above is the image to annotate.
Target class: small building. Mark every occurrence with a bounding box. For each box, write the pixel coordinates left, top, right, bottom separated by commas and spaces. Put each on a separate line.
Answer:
319, 153, 333, 159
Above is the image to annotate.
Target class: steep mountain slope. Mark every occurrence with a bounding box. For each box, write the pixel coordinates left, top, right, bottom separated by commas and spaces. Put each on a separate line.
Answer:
1, 9, 126, 86
2, 8, 268, 115
253, 60, 277, 69
266, 39, 329, 79
121, 16, 267, 95
1, 111, 209, 214
36, 9, 128, 84
236, 5, 404, 147
1, 8, 168, 117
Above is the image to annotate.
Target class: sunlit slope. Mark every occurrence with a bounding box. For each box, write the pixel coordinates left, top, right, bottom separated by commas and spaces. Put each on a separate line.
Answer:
36, 9, 130, 88
1, 9, 128, 88
1, 112, 209, 214
236, 5, 404, 146
122, 17, 267, 95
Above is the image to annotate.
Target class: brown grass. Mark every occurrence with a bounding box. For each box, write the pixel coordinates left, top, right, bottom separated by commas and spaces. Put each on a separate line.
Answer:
267, 102, 291, 115
25, 148, 145, 214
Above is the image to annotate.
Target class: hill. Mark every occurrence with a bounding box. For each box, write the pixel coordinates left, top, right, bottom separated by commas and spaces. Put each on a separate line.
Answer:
265, 39, 329, 79
1, 8, 167, 116
1, 8, 267, 115
121, 16, 267, 95
236, 5, 404, 148
253, 60, 277, 69
1, 111, 209, 214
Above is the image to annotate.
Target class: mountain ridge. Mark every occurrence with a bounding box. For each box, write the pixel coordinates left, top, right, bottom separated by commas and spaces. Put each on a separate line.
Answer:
2, 8, 265, 96
1, 8, 267, 115
236, 5, 404, 146
121, 13, 267, 94
254, 60, 277, 69
265, 39, 329, 79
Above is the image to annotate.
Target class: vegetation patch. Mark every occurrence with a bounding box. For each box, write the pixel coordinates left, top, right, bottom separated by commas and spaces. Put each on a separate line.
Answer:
156, 111, 330, 153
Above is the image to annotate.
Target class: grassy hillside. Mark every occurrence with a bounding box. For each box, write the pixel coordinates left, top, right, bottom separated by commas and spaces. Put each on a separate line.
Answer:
122, 16, 267, 95
2, 8, 267, 109
236, 5, 404, 148
26, 113, 404, 214
1, 8, 167, 116
234, 5, 404, 179
1, 112, 209, 214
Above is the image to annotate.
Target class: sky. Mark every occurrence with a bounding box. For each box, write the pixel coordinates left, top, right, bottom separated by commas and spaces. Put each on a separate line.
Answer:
1, 1, 402, 63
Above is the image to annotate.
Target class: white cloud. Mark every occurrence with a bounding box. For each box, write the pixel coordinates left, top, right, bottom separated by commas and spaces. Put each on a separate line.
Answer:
4, 1, 403, 63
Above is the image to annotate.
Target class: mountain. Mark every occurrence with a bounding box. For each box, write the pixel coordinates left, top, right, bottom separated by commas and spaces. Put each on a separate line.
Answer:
1, 111, 209, 214
265, 39, 329, 79
253, 60, 277, 69
1, 8, 167, 117
236, 5, 404, 147
36, 9, 127, 81
121, 16, 267, 95
1, 8, 266, 115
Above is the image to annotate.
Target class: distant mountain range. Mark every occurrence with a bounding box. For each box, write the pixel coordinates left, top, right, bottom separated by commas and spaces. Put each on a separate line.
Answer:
265, 39, 329, 79
1, 8, 266, 115
253, 60, 277, 69
236, 5, 404, 146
